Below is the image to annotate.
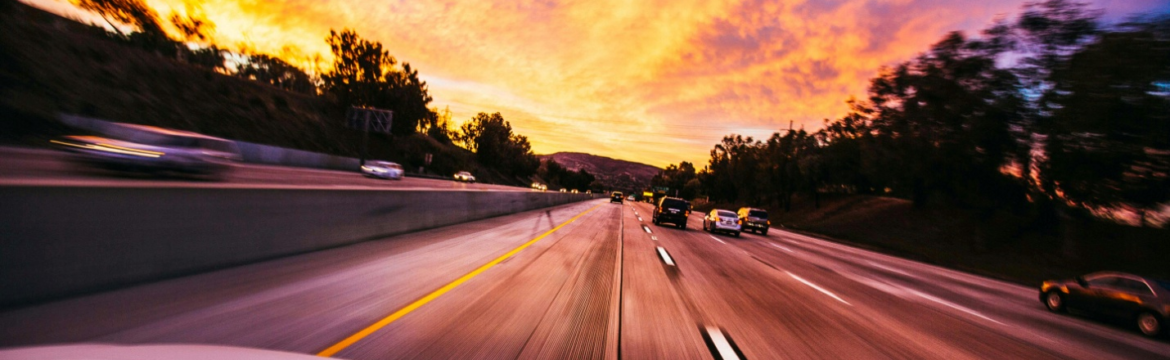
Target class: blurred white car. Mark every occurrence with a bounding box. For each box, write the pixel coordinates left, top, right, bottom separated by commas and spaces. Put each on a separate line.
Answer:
361, 161, 404, 180
703, 209, 742, 237
454, 171, 476, 182
53, 124, 241, 179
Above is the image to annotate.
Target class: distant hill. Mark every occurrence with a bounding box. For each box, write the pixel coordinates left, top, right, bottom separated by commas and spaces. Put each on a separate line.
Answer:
539, 152, 659, 191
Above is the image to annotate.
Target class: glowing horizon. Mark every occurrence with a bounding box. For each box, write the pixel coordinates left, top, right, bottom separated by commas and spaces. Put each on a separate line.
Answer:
24, 0, 1169, 168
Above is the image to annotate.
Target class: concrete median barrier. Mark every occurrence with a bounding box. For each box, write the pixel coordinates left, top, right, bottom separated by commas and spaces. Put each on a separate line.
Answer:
0, 186, 592, 307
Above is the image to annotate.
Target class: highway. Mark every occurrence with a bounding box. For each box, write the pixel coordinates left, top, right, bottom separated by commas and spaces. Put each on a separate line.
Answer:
1, 199, 1167, 359
0, 146, 528, 191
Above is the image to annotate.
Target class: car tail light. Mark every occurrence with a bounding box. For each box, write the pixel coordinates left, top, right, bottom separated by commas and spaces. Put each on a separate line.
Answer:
738, 220, 743, 225
767, 220, 771, 225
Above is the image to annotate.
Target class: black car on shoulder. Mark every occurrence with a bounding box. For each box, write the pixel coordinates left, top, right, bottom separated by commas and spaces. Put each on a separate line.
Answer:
611, 191, 624, 203
1040, 271, 1169, 337
652, 197, 690, 230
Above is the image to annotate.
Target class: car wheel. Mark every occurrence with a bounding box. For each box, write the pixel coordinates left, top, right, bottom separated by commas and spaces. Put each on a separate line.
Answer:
761, 229, 768, 236
1137, 312, 1162, 337
734, 231, 740, 237
679, 222, 687, 230
1043, 291, 1066, 313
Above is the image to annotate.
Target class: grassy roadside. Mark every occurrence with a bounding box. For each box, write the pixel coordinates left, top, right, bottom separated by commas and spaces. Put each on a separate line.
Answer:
696, 194, 1169, 286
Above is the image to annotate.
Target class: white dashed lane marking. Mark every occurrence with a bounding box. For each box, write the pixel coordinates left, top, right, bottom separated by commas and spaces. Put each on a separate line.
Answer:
656, 246, 675, 266
786, 271, 850, 306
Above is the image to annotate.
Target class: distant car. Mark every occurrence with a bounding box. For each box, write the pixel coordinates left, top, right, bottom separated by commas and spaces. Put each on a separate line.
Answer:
627, 196, 635, 201
571, 189, 579, 194
454, 171, 476, 182
585, 190, 592, 195
737, 207, 770, 235
53, 123, 241, 179
360, 161, 404, 180
704, 209, 742, 236
611, 191, 624, 203
559, 188, 567, 193
1040, 271, 1169, 337
652, 197, 690, 230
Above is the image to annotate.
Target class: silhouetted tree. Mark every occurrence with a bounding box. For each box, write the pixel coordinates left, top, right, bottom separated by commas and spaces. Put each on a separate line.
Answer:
169, 9, 214, 42
867, 31, 1026, 209
1040, 24, 1170, 226
323, 29, 434, 135
652, 161, 698, 199
238, 53, 315, 94
73, 0, 162, 37
457, 112, 540, 177
323, 29, 395, 107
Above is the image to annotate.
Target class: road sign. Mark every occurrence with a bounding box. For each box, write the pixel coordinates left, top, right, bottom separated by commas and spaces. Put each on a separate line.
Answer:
346, 107, 393, 134
346, 106, 393, 167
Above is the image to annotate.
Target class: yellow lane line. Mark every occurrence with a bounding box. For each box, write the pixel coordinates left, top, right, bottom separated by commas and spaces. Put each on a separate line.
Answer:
316, 202, 604, 357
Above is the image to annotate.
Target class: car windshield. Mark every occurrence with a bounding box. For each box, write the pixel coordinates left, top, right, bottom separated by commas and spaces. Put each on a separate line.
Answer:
748, 210, 768, 219
717, 210, 736, 218
661, 198, 688, 209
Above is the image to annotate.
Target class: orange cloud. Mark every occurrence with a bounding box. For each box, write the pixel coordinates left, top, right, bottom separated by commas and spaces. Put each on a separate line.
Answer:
24, 0, 1169, 167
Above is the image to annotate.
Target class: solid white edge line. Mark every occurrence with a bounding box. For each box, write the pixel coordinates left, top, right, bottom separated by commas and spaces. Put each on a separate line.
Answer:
656, 246, 675, 266
704, 326, 741, 360
708, 235, 726, 244
771, 243, 794, 252
786, 271, 850, 306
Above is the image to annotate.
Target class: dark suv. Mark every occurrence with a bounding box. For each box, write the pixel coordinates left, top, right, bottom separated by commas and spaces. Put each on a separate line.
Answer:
652, 197, 691, 230
737, 207, 770, 235
611, 191, 624, 203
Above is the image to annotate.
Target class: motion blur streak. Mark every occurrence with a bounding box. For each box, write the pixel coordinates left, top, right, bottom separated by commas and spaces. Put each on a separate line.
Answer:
315, 203, 603, 357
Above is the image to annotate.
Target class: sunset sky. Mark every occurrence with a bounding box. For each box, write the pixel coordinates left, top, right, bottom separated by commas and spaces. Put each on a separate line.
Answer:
26, 0, 1170, 167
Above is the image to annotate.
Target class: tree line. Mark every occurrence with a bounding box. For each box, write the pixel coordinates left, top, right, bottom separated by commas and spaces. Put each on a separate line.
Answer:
656, 0, 1169, 228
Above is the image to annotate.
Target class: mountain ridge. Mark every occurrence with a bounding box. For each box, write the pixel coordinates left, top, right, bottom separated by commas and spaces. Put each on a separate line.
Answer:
538, 152, 659, 191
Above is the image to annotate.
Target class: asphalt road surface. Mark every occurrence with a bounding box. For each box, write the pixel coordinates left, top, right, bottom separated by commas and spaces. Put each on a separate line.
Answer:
0, 146, 528, 191
1, 199, 1168, 359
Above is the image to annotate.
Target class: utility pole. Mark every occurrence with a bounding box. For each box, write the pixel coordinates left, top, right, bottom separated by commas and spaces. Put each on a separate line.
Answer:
359, 112, 370, 166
